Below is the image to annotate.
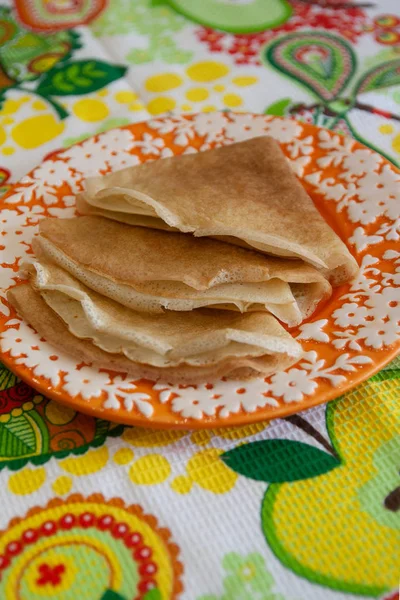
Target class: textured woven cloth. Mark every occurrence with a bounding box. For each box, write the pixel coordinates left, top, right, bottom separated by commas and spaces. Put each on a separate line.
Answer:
0, 1, 398, 598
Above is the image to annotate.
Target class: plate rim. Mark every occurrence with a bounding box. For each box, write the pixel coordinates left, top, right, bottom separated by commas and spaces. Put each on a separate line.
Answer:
1, 112, 400, 429
0, 342, 399, 429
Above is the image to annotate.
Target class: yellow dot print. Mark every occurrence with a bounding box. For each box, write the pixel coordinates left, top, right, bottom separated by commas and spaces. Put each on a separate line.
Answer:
11, 408, 22, 417
171, 475, 192, 495
232, 76, 258, 87
185, 87, 209, 102
147, 96, 176, 116
146, 73, 183, 93
187, 61, 229, 83
32, 100, 46, 111
379, 124, 394, 135
0, 414, 10, 423
0, 125, 6, 146
213, 84, 225, 92
1, 116, 14, 125
52, 475, 72, 496
129, 102, 145, 111
181, 104, 193, 112
1, 146, 14, 155
1, 99, 22, 115
9, 467, 46, 495
11, 114, 64, 149
96, 88, 108, 97
191, 430, 212, 446
201, 105, 218, 113
60, 446, 109, 476
216, 421, 268, 440
113, 447, 134, 465
123, 427, 185, 447
129, 454, 171, 485
45, 401, 76, 425
186, 448, 238, 494
73, 98, 109, 122
223, 93, 243, 108
392, 134, 400, 154
115, 90, 137, 104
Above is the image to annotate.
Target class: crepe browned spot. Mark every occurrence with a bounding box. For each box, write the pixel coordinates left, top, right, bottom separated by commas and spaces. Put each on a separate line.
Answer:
79, 136, 358, 285
7, 284, 302, 383
35, 216, 331, 326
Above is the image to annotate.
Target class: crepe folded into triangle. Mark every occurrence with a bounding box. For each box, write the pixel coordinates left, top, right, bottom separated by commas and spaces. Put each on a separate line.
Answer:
8, 281, 302, 383
34, 216, 331, 326
78, 136, 358, 285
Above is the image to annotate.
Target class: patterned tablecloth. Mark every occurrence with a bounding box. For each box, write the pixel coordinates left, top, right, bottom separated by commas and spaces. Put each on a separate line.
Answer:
0, 1, 399, 599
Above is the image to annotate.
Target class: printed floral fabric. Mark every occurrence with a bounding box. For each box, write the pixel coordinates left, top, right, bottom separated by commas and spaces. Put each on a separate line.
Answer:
0, 0, 399, 598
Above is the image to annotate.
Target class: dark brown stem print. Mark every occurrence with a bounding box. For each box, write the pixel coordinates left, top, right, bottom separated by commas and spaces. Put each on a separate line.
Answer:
290, 101, 400, 123
289, 102, 339, 119
384, 486, 400, 512
284, 414, 340, 459
353, 101, 400, 123
298, 0, 375, 8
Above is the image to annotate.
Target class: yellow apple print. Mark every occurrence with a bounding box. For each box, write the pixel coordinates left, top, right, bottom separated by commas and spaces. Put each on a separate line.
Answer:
223, 372, 400, 596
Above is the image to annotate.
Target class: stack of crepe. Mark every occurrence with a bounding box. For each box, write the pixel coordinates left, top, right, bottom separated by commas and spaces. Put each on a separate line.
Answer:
9, 136, 358, 383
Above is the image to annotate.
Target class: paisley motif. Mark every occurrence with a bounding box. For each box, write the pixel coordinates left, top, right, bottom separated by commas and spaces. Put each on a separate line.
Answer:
355, 59, 400, 95
265, 32, 356, 102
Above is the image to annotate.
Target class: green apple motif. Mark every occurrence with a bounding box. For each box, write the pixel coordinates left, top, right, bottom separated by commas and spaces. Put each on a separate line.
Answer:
358, 436, 400, 529
222, 372, 400, 596
154, 0, 292, 34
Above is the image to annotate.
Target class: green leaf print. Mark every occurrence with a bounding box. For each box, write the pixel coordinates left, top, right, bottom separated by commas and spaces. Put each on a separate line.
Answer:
222, 439, 340, 483
37, 60, 127, 97
101, 590, 127, 600
0, 361, 17, 390
0, 411, 48, 458
265, 98, 292, 116
143, 589, 162, 600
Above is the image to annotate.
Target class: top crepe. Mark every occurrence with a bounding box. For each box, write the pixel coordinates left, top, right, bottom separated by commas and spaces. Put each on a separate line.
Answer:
79, 135, 358, 286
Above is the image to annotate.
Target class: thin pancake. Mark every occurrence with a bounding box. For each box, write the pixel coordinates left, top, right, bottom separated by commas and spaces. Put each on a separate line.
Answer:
7, 284, 301, 383
80, 136, 358, 285
35, 216, 331, 326
25, 260, 302, 365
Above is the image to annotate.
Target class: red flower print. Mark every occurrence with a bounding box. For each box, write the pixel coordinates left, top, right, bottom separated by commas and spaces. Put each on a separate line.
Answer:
196, 28, 225, 53
36, 563, 65, 586
195, 1, 368, 66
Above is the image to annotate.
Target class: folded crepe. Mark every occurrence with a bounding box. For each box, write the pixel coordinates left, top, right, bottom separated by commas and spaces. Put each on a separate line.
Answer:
8, 282, 302, 383
34, 216, 331, 327
78, 136, 358, 286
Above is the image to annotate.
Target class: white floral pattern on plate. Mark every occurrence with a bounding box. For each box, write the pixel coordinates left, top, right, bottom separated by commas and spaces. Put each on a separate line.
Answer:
0, 113, 399, 427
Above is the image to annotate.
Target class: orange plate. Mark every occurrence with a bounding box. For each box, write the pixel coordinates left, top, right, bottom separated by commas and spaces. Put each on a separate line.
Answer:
1, 113, 399, 429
